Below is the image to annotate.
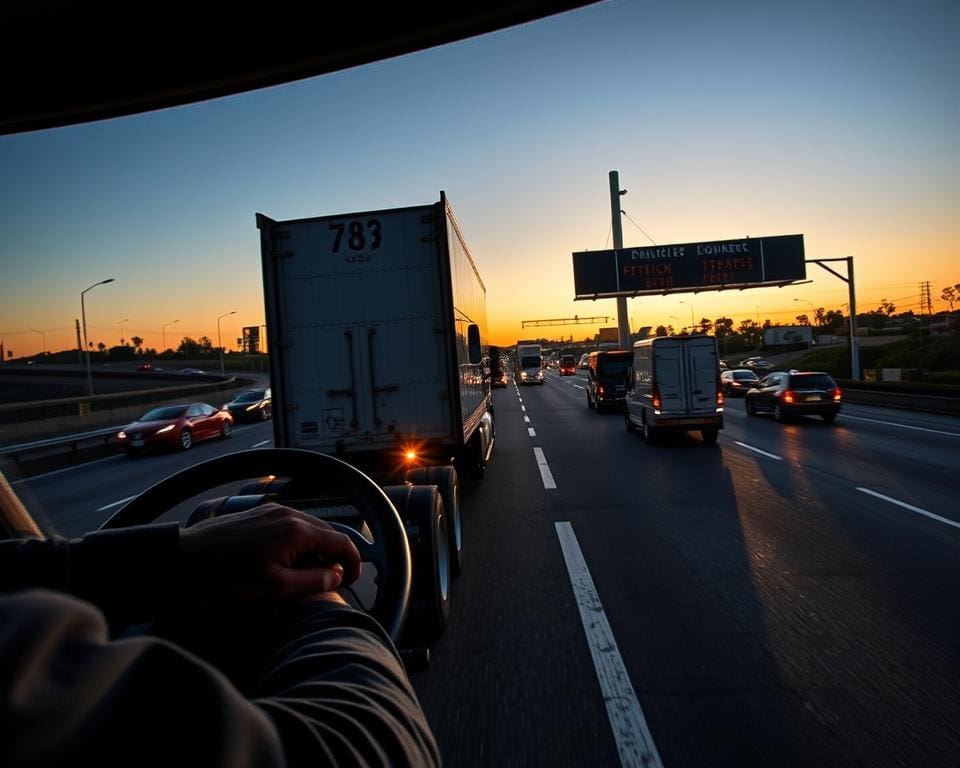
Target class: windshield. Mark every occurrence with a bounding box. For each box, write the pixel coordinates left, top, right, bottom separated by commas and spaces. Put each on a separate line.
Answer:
789, 374, 836, 389
597, 358, 630, 377
560, 356, 575, 366
2, 4, 958, 766
139, 406, 188, 421
733, 371, 758, 381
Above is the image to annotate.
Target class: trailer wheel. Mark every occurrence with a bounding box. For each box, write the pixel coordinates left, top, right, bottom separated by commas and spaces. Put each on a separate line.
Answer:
387, 484, 450, 640
405, 466, 462, 578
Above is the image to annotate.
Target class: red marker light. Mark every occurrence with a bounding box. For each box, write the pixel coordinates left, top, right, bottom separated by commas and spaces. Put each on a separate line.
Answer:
782, 390, 795, 404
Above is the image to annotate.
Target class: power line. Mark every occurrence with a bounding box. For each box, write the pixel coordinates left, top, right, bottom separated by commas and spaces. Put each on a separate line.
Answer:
619, 210, 657, 246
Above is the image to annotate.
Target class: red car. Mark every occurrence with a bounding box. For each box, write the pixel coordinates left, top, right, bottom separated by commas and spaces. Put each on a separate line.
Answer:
559, 354, 577, 376
118, 402, 233, 454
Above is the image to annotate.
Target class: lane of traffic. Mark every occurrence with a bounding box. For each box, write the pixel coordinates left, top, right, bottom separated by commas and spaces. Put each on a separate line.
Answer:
523, 385, 960, 765
720, 399, 960, 525
17, 421, 274, 536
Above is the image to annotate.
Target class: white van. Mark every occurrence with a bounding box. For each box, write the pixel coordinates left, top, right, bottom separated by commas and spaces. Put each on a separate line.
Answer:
624, 335, 724, 444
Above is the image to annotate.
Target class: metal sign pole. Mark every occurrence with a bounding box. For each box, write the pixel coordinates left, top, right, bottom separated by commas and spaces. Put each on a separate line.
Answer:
609, 171, 630, 350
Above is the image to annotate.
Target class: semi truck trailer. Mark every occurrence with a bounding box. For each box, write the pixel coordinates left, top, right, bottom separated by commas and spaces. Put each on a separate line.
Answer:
256, 192, 494, 636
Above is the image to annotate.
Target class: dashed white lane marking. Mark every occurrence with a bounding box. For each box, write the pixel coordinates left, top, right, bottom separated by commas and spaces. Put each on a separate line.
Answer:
524, 415, 531, 423
857, 487, 960, 531
521, 405, 526, 412
533, 447, 556, 489
734, 441, 782, 461
252, 439, 271, 447
528, 428, 537, 437
840, 414, 960, 437
96, 494, 137, 512
555, 522, 664, 768
573, 384, 585, 389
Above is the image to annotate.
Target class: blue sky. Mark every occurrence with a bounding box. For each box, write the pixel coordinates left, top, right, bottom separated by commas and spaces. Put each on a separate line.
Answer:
1, 0, 958, 353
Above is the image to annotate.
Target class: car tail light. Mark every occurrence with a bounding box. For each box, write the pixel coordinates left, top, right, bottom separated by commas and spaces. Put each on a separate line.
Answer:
832, 387, 842, 401
716, 388, 724, 408
781, 390, 795, 404
652, 384, 661, 412
598, 385, 605, 395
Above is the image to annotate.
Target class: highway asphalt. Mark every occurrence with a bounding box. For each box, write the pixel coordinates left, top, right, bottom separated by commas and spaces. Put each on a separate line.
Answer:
10, 370, 960, 766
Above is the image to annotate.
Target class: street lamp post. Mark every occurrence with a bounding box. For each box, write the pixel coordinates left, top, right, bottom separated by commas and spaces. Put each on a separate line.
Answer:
81, 278, 114, 396
678, 301, 694, 333
669, 315, 680, 335
793, 298, 815, 352
117, 318, 129, 346
161, 319, 180, 355
217, 310, 237, 375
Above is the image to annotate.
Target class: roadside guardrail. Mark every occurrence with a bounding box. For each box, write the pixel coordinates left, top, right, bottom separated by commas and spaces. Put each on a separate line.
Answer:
0, 427, 121, 463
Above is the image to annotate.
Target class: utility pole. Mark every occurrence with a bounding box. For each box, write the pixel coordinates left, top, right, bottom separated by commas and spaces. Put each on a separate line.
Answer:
609, 171, 630, 350
75, 319, 82, 367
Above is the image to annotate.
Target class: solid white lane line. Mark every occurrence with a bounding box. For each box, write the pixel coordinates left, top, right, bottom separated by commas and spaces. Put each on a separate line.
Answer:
524, 415, 531, 423
528, 428, 537, 437
734, 441, 783, 461
857, 487, 960, 530
96, 495, 137, 512
840, 414, 960, 437
252, 439, 271, 448
555, 522, 664, 768
533, 447, 557, 489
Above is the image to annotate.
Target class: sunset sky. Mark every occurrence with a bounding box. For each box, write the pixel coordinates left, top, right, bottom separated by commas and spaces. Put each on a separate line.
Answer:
1, 0, 958, 357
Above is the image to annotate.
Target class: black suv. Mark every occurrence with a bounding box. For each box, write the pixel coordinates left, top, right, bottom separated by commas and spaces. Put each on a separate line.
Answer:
745, 371, 841, 423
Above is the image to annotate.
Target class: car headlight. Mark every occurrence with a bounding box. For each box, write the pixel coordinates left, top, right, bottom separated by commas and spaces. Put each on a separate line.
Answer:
246, 403, 260, 411
521, 372, 528, 378
117, 430, 126, 439
155, 425, 175, 434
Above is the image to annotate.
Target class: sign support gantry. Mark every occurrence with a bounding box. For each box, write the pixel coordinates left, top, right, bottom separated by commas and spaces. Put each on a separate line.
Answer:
521, 316, 611, 328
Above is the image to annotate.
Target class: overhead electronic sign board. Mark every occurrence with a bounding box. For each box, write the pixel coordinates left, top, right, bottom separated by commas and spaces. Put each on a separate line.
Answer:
572, 234, 805, 299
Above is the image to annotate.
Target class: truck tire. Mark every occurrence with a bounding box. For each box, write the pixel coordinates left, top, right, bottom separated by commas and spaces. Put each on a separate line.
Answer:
466, 431, 486, 480
624, 406, 636, 432
405, 466, 462, 578
385, 484, 450, 641
701, 427, 719, 445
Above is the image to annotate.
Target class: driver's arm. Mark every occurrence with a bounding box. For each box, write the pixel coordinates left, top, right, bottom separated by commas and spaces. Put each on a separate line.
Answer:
0, 589, 440, 768
0, 523, 183, 626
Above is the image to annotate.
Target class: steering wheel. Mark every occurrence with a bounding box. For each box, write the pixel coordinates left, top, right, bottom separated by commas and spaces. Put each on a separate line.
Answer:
100, 448, 411, 641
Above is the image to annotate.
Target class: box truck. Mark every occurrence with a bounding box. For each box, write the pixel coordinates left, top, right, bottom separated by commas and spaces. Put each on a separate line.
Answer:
624, 335, 724, 444
516, 343, 544, 384
256, 192, 494, 635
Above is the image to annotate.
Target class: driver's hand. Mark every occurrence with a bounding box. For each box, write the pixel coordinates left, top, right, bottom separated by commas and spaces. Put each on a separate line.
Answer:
179, 504, 361, 603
